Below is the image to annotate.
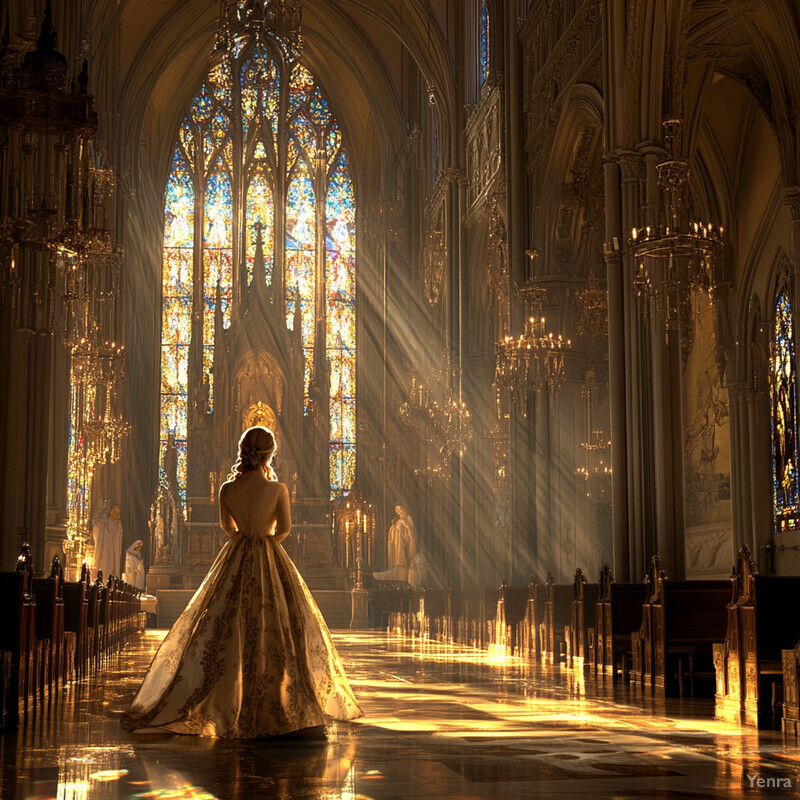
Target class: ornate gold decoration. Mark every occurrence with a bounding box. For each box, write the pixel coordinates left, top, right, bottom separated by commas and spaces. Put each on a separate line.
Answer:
486, 197, 510, 312
245, 400, 277, 430
630, 120, 724, 343
332, 487, 375, 589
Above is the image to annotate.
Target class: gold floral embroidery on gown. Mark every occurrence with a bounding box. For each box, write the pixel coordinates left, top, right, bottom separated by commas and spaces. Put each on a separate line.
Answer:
121, 518, 363, 737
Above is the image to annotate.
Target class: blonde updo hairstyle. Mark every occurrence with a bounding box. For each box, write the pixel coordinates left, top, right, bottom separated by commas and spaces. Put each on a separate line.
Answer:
228, 426, 277, 482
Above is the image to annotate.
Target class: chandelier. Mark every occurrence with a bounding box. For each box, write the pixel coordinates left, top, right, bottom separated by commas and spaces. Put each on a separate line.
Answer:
215, 0, 302, 61
575, 371, 611, 500
333, 487, 375, 589
494, 274, 571, 416
576, 266, 608, 339
65, 335, 130, 578
630, 119, 724, 341
398, 364, 472, 478
1, 6, 130, 579
57, 159, 127, 579
0, 6, 98, 333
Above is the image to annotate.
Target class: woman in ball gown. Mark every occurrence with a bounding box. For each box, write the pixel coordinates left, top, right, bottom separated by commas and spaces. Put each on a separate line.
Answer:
121, 426, 363, 738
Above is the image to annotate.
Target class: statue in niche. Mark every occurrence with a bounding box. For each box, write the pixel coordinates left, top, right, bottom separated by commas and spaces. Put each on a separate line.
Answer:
373, 505, 427, 589
123, 540, 146, 590
163, 433, 180, 496
149, 487, 180, 565
93, 501, 123, 580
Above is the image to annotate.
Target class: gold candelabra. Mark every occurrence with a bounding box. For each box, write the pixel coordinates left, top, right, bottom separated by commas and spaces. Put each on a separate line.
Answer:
333, 488, 375, 589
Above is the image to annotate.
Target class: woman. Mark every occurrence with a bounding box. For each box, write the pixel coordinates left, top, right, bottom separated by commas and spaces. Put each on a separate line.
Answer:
121, 426, 363, 737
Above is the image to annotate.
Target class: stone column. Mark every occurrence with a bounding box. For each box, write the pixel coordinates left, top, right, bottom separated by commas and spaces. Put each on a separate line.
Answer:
603, 155, 630, 580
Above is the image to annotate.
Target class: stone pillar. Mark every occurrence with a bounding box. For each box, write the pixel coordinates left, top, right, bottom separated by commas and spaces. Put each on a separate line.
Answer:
603, 155, 630, 580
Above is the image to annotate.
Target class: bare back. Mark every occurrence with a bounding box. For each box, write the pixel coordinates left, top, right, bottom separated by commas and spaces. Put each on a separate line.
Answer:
219, 471, 291, 538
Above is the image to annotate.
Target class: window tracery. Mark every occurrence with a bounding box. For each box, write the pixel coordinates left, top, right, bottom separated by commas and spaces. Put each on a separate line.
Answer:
159, 41, 356, 502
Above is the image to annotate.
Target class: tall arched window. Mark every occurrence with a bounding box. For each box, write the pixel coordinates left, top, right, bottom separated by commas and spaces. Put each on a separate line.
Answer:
771, 284, 800, 531
479, 1, 490, 88
159, 37, 356, 501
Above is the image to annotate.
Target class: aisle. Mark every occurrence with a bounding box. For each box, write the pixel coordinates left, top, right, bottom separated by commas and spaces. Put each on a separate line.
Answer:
1, 630, 797, 799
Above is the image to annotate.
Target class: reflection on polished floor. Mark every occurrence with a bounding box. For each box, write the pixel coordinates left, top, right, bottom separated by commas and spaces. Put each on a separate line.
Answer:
2, 630, 799, 799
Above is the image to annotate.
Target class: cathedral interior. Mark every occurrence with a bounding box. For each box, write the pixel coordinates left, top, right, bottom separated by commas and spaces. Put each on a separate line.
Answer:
4, 0, 800, 797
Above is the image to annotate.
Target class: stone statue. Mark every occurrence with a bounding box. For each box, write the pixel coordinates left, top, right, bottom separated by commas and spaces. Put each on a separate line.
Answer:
93, 502, 123, 580
150, 485, 179, 565
163, 433, 180, 496
123, 539, 146, 590
373, 505, 427, 588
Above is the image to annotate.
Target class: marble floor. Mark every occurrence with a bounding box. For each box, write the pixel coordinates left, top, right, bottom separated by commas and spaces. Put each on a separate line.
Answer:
2, 630, 800, 799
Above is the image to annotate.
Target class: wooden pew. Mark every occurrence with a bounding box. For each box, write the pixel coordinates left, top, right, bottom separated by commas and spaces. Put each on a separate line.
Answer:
445, 588, 465, 642
633, 556, 729, 696
63, 564, 89, 678
418, 586, 447, 640
489, 580, 530, 655
597, 563, 649, 680
456, 589, 482, 646
631, 557, 662, 687
516, 575, 540, 660
783, 640, 800, 736
380, 586, 418, 633
570, 568, 600, 667
542, 573, 572, 663
32, 556, 65, 696
86, 573, 105, 666
478, 586, 500, 650
0, 545, 37, 728
715, 545, 800, 726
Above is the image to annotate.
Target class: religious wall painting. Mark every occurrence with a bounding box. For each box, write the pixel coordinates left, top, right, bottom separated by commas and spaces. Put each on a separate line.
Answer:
683, 293, 733, 576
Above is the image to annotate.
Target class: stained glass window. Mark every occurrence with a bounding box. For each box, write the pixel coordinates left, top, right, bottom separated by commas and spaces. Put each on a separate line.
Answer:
285, 158, 316, 402
160, 148, 194, 501
326, 152, 356, 496
772, 287, 800, 531
159, 40, 357, 501
480, 1, 490, 88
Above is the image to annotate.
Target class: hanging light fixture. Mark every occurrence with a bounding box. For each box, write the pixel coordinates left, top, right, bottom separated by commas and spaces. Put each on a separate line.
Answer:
215, 0, 302, 61
398, 360, 472, 479
630, 119, 724, 342
494, 252, 571, 416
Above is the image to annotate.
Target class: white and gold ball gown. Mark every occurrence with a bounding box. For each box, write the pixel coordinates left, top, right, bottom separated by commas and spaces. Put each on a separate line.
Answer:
121, 476, 363, 738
